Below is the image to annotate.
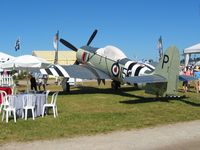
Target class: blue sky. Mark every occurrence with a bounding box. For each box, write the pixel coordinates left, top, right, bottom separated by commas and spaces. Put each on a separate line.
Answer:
0, 0, 200, 61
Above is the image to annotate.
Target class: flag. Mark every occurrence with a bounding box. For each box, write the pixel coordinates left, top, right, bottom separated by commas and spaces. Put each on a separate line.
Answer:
157, 36, 163, 60
53, 31, 59, 64
15, 38, 20, 51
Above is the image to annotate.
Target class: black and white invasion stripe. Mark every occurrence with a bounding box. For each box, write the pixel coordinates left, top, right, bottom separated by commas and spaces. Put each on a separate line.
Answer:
40, 64, 69, 77
124, 61, 154, 77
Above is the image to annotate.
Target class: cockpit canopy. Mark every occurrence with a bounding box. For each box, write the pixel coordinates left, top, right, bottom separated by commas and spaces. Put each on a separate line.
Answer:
96, 45, 127, 61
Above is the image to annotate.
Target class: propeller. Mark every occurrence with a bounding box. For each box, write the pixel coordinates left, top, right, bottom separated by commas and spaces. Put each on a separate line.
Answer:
60, 38, 78, 52
60, 29, 98, 65
86, 29, 98, 46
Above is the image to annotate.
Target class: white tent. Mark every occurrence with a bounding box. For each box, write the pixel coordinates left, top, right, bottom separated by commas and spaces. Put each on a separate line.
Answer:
0, 52, 15, 72
1, 55, 51, 91
0, 52, 15, 63
1, 55, 50, 70
184, 43, 200, 66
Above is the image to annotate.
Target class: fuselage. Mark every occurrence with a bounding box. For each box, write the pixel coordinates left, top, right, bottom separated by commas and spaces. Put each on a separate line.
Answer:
76, 45, 155, 84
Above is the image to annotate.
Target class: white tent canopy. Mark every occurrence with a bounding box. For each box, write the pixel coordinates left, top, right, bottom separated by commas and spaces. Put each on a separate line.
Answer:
1, 55, 50, 70
0, 55, 51, 91
184, 43, 200, 66
0, 52, 15, 72
0, 52, 15, 63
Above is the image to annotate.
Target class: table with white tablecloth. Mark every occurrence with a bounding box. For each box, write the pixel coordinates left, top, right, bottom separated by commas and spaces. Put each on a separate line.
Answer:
13, 93, 46, 117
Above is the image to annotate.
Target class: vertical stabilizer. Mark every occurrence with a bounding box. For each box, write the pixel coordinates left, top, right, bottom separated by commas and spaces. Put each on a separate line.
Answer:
145, 46, 180, 96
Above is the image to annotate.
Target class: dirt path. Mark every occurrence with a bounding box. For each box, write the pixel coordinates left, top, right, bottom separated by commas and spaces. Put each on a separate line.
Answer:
1, 120, 200, 150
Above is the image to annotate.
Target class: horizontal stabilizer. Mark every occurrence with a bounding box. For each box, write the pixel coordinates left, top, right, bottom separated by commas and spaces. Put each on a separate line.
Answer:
124, 75, 167, 84
179, 75, 197, 81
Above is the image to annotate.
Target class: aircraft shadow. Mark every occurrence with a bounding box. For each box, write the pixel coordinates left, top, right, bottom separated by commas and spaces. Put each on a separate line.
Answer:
178, 99, 200, 107
57, 86, 200, 107
58, 86, 139, 97
120, 96, 200, 107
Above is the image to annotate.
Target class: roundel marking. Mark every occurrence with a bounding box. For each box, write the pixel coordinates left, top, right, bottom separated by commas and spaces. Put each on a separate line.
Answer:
111, 63, 120, 77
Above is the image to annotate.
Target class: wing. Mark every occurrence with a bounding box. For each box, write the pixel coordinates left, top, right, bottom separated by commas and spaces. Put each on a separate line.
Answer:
124, 75, 167, 84
124, 74, 197, 85
41, 64, 110, 80
179, 75, 197, 81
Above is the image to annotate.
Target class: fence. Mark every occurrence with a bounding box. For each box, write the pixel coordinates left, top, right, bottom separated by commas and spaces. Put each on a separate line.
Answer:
0, 74, 14, 86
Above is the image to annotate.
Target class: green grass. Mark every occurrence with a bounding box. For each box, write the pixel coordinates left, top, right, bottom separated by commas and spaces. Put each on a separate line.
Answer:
0, 80, 200, 144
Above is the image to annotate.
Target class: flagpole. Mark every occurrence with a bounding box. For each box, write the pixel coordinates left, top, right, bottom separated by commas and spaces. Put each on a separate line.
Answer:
54, 31, 59, 84
54, 30, 59, 64
56, 30, 59, 64
158, 36, 163, 61
57, 30, 59, 63
19, 37, 22, 56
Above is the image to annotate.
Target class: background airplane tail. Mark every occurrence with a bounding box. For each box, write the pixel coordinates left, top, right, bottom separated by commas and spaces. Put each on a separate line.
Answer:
145, 46, 180, 96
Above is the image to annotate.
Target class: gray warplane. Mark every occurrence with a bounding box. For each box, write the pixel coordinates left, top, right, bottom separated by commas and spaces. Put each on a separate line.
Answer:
42, 30, 181, 97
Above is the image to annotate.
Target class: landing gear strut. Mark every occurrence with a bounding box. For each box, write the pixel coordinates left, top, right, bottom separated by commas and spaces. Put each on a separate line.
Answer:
111, 80, 121, 90
62, 78, 70, 93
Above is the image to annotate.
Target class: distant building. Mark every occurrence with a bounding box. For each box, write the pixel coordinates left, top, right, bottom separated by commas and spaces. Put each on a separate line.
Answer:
32, 50, 76, 65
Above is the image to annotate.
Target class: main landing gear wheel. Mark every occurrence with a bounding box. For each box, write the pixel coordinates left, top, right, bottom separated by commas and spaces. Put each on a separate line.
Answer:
111, 81, 121, 90
62, 78, 70, 93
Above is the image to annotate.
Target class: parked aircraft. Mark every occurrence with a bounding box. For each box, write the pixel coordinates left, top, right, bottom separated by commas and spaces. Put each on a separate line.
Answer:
41, 30, 181, 97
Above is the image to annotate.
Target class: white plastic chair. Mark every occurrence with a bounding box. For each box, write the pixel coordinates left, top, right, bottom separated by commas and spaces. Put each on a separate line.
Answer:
0, 90, 8, 114
22, 94, 35, 120
11, 85, 17, 95
43, 90, 50, 104
42, 92, 58, 118
2, 95, 16, 123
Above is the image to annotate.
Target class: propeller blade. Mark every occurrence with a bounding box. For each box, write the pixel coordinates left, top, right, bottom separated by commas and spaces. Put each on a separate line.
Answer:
87, 29, 98, 46
60, 38, 78, 52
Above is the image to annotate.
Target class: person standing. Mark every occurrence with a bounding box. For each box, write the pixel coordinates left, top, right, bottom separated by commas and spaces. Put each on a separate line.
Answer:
30, 74, 37, 91
194, 66, 200, 93
182, 66, 192, 92
38, 77, 46, 91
